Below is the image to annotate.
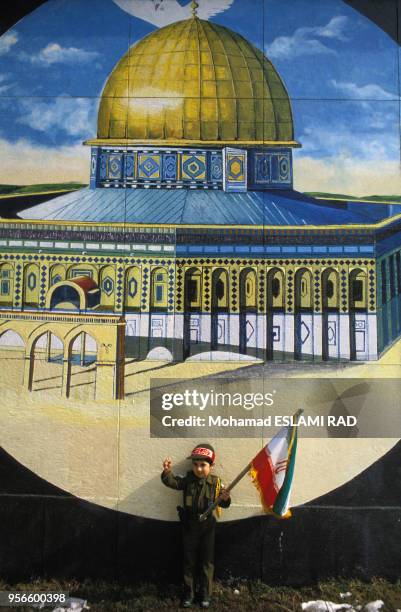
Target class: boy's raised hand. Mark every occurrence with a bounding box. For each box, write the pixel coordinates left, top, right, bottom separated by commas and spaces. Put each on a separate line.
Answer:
163, 456, 172, 473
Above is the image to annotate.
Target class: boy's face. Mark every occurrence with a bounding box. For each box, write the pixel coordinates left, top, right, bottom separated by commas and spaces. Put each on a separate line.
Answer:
192, 459, 212, 478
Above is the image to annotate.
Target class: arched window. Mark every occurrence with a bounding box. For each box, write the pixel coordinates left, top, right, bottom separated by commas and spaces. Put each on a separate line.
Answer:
151, 267, 168, 309
23, 264, 40, 308
0, 329, 24, 349
28, 331, 64, 391
124, 266, 141, 311
322, 268, 339, 310
294, 268, 312, 311
185, 268, 202, 310
0, 263, 14, 306
349, 269, 367, 310
266, 268, 284, 310
212, 269, 229, 310
70, 332, 97, 368
99, 265, 116, 310
240, 268, 256, 310
50, 264, 66, 286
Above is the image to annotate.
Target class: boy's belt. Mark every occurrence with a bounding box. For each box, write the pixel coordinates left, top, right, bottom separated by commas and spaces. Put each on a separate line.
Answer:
177, 505, 215, 523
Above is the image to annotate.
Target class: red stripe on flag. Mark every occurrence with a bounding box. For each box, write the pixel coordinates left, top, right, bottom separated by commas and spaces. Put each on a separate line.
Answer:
251, 446, 278, 508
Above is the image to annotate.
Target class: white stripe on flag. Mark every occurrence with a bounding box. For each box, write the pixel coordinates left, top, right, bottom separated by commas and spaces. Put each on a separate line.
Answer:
267, 427, 291, 490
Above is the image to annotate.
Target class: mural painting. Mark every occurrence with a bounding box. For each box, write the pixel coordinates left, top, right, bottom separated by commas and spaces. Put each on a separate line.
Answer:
0, 0, 400, 588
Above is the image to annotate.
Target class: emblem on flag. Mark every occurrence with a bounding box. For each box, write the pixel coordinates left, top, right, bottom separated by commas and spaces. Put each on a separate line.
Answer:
248, 409, 302, 519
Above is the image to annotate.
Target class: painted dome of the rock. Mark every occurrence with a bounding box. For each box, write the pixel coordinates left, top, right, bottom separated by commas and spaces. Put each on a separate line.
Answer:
94, 17, 297, 145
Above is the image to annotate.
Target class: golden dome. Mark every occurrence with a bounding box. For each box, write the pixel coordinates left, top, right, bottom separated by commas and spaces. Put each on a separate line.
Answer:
89, 17, 298, 147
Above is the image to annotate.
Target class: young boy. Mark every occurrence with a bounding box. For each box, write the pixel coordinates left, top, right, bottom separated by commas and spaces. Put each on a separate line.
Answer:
161, 443, 231, 609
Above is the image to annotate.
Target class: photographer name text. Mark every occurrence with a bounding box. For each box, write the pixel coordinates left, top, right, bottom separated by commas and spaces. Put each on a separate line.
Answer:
160, 414, 357, 428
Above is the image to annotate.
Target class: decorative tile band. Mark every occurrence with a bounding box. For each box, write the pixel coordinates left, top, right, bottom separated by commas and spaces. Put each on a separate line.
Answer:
91, 146, 293, 191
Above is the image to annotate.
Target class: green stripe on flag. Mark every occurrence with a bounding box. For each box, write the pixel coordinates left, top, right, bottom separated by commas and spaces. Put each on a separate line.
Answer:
273, 426, 298, 516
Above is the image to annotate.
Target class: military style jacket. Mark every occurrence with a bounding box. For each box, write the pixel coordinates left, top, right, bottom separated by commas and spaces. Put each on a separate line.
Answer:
161, 469, 231, 519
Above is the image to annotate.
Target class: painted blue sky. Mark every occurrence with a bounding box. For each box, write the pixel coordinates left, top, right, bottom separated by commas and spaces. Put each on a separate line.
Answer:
0, 0, 399, 195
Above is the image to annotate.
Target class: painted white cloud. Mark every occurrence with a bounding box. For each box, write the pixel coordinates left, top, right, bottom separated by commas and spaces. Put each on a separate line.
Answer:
0, 138, 89, 185
315, 16, 348, 40
0, 31, 18, 55
330, 79, 396, 100
294, 114, 400, 196
18, 97, 97, 137
266, 16, 348, 60
299, 121, 398, 162
29, 42, 99, 66
294, 154, 401, 197
0, 74, 13, 94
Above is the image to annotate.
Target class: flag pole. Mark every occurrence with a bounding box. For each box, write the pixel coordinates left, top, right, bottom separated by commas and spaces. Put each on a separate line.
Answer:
198, 461, 252, 522
198, 408, 304, 522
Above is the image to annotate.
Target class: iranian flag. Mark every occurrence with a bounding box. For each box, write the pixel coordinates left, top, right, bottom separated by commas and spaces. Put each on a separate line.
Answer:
248, 410, 301, 519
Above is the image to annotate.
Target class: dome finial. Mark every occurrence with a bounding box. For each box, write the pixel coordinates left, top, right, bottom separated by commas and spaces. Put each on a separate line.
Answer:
191, 0, 199, 18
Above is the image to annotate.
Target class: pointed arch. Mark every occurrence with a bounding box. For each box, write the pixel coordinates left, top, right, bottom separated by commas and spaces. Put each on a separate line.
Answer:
265, 267, 284, 361
99, 265, 116, 310
211, 268, 229, 311
239, 268, 257, 356
150, 267, 168, 310
349, 268, 367, 311
49, 264, 66, 286
240, 267, 257, 311
322, 267, 340, 311
23, 263, 40, 308
27, 329, 64, 392
294, 268, 313, 361
211, 268, 229, 352
0, 262, 14, 307
70, 331, 97, 367
124, 266, 141, 311
321, 268, 340, 361
294, 268, 313, 311
0, 329, 25, 348
184, 267, 202, 311
349, 268, 368, 361
183, 267, 202, 360
266, 267, 284, 310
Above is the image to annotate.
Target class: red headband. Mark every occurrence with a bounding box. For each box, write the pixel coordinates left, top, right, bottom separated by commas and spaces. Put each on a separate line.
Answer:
191, 447, 215, 463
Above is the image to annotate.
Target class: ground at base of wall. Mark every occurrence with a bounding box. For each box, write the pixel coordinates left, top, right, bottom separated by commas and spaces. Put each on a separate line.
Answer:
0, 577, 400, 611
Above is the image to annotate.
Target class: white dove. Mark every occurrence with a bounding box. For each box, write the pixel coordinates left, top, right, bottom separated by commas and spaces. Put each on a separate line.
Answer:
112, 0, 234, 27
